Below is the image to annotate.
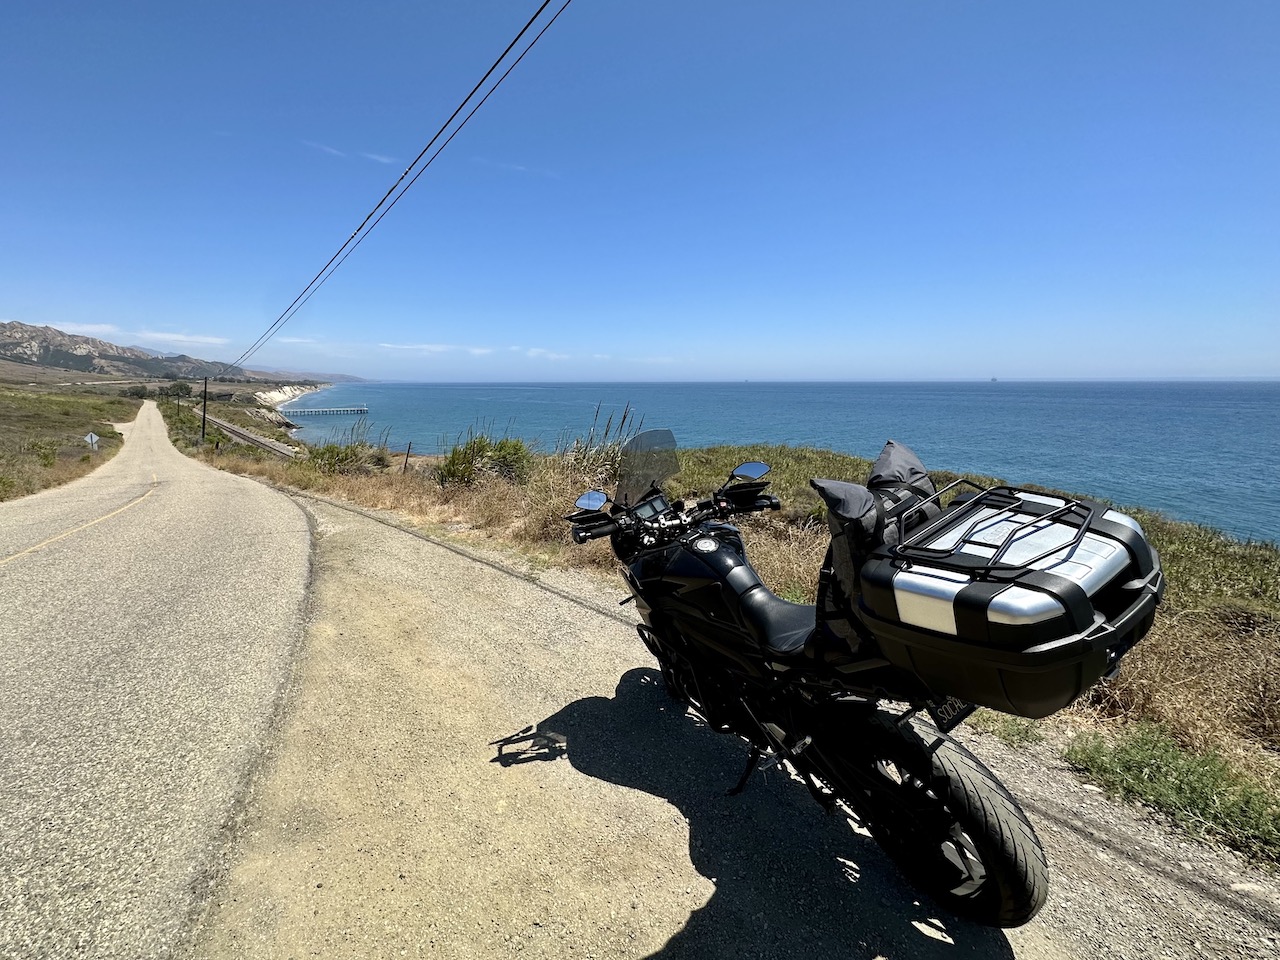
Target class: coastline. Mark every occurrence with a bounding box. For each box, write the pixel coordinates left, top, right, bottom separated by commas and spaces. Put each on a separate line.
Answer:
247, 384, 330, 436
254, 383, 328, 409
271, 380, 1280, 543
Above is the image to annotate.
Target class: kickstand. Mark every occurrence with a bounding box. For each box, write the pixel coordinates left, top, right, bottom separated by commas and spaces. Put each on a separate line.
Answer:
802, 771, 837, 814
726, 746, 764, 796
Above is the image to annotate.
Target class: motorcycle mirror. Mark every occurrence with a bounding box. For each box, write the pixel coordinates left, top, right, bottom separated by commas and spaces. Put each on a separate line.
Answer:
575, 490, 610, 511
729, 461, 770, 482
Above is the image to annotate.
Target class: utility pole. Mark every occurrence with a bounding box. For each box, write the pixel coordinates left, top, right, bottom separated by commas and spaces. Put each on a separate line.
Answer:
202, 377, 208, 441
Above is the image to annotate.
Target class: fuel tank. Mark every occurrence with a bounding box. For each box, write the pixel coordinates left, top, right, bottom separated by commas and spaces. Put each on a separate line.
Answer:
626, 523, 774, 666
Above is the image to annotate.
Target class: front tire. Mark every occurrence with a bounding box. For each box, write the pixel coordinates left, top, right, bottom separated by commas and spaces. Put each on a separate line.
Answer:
808, 710, 1048, 928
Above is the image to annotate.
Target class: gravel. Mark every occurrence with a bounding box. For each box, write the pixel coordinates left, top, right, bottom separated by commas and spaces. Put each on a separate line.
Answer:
189, 494, 1280, 960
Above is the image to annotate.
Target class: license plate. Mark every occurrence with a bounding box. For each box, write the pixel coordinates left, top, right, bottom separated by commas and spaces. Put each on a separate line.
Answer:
926, 696, 977, 733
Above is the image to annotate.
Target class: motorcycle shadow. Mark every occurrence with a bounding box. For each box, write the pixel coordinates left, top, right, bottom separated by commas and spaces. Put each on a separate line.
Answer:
492, 667, 1017, 959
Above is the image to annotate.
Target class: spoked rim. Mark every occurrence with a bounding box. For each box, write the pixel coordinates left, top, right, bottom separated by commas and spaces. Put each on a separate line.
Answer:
869, 758, 990, 899
807, 708, 1049, 927
939, 823, 988, 896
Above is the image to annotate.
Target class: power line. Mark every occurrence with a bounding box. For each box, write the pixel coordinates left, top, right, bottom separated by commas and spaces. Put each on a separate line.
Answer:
222, 0, 571, 374
223, 0, 559, 372
280, 0, 575, 331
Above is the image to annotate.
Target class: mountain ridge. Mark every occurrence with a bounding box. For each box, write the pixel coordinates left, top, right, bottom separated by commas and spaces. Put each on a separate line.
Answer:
0, 321, 359, 383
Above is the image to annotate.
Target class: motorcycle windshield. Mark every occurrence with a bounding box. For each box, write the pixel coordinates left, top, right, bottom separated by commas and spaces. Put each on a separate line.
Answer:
616, 429, 679, 506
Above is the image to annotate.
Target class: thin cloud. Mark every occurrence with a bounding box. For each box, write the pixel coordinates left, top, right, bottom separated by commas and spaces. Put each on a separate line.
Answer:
380, 343, 457, 353
473, 156, 559, 179
302, 139, 345, 157
380, 343, 492, 355
56, 323, 122, 337
361, 152, 397, 165
133, 331, 231, 347
381, 343, 559, 359
31, 323, 227, 349
521, 347, 570, 361
277, 336, 317, 344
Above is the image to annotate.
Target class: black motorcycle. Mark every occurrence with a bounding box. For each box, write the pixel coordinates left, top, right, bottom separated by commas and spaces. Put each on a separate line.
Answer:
565, 429, 1163, 929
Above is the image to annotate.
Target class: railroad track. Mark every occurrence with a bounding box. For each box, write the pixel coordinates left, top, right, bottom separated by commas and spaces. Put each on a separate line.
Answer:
203, 414, 301, 459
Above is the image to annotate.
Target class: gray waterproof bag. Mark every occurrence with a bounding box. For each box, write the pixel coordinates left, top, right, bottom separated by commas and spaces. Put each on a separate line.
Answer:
810, 440, 942, 650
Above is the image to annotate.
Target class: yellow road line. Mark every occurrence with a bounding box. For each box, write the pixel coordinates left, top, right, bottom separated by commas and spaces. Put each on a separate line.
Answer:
0, 477, 158, 567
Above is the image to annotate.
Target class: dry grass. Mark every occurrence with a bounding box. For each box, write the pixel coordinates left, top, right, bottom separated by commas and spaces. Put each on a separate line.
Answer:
1061, 506, 1280, 797
1089, 607, 1280, 751
0, 388, 139, 500
1076, 606, 1280, 797
147, 418, 1280, 861
734, 514, 829, 602
0, 358, 123, 386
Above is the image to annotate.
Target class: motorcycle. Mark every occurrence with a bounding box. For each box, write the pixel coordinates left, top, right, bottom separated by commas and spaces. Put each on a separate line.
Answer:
565, 429, 1163, 929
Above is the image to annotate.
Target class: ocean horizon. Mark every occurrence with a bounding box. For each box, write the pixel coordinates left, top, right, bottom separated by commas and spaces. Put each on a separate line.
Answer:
281, 379, 1280, 544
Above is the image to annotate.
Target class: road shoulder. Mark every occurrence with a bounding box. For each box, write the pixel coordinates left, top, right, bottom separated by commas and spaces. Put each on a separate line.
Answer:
188, 492, 1280, 960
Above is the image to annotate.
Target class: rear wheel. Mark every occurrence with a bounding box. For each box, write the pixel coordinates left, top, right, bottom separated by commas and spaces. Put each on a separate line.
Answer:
808, 710, 1048, 928
658, 661, 683, 701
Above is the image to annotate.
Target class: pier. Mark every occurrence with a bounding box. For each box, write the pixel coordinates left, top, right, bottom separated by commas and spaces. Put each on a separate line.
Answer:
287, 406, 369, 416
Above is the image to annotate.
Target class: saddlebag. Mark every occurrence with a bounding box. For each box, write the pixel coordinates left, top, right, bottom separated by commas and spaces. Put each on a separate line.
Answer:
857, 486, 1164, 719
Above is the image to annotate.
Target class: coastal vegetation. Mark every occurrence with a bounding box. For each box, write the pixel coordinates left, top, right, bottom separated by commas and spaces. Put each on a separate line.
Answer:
306, 420, 392, 475
156, 396, 235, 453
433, 433, 532, 486
0, 387, 139, 500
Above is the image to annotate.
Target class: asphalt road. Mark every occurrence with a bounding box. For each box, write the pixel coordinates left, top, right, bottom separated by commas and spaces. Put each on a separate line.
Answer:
0, 401, 311, 958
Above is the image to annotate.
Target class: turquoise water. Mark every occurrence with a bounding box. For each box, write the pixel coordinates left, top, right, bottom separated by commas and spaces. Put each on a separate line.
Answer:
283, 380, 1280, 543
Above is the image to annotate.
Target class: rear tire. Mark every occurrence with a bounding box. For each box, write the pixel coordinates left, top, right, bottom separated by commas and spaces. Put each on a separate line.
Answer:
809, 710, 1048, 928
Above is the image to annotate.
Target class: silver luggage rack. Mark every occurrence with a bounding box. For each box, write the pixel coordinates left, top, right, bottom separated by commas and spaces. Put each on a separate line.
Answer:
887, 480, 1098, 579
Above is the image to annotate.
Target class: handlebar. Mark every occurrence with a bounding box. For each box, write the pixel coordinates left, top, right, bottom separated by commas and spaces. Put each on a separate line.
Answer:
692, 494, 781, 523
571, 520, 621, 544
568, 492, 780, 546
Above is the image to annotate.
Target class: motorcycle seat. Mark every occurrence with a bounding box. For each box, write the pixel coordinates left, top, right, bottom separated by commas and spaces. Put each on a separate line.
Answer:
739, 586, 816, 657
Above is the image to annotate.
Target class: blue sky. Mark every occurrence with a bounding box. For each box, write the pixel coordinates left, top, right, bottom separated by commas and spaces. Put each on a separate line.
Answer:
3, 1, 1277, 381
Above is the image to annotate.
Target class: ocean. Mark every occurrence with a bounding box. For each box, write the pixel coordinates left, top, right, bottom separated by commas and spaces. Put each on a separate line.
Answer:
282, 380, 1280, 543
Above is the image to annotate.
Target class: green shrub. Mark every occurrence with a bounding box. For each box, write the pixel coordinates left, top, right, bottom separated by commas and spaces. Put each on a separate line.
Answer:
435, 433, 531, 487
308, 442, 371, 475
968, 709, 1045, 748
294, 419, 390, 475
490, 437, 531, 482
30, 439, 60, 468
1066, 723, 1280, 862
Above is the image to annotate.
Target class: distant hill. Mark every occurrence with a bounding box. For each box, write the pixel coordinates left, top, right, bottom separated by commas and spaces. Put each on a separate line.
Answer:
244, 367, 365, 383
0, 321, 358, 383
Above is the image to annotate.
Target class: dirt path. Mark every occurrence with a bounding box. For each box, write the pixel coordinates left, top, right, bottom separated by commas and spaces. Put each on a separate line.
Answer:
188, 495, 1279, 960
